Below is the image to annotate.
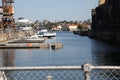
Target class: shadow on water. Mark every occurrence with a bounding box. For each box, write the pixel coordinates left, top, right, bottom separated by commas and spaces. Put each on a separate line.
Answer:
91, 39, 120, 66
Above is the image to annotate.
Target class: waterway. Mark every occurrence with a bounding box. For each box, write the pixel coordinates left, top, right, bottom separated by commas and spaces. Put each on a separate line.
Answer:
0, 31, 120, 67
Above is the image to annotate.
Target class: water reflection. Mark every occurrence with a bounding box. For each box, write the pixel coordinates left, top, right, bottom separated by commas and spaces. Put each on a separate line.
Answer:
0, 49, 15, 66
91, 39, 120, 66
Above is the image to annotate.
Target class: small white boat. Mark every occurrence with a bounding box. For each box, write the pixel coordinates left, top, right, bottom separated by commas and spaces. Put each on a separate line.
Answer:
43, 31, 56, 37
23, 34, 45, 43
24, 35, 39, 40
37, 31, 44, 38
37, 29, 56, 38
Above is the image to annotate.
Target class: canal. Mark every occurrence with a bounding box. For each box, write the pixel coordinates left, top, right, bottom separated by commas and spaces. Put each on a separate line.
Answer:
0, 31, 120, 67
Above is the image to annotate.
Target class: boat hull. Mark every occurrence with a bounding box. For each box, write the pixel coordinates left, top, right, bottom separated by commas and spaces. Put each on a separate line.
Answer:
37, 31, 56, 38
43, 32, 56, 37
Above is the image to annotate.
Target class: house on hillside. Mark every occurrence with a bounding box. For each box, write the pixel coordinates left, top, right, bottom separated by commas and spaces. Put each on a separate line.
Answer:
51, 25, 62, 31
17, 18, 33, 31
67, 24, 78, 31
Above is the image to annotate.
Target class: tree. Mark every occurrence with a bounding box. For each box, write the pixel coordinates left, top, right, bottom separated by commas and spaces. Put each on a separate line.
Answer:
77, 25, 83, 31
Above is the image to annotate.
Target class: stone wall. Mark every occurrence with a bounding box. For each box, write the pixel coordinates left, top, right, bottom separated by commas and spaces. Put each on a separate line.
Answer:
0, 31, 25, 42
91, 0, 120, 44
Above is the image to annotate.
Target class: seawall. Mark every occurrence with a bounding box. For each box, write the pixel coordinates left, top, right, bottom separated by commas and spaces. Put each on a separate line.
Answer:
91, 0, 120, 46
0, 31, 25, 42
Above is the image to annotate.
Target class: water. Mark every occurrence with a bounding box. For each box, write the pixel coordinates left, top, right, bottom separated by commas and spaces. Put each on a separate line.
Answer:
0, 31, 120, 67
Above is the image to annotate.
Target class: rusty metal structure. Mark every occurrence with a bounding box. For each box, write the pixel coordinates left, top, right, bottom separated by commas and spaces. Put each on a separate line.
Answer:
1, 0, 15, 33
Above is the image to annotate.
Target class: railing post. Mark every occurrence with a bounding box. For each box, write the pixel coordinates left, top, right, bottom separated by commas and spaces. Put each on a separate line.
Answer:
82, 63, 93, 80
0, 71, 7, 80
47, 76, 52, 80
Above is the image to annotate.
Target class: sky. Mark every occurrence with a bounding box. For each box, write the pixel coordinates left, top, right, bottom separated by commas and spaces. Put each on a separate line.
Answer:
1, 0, 98, 22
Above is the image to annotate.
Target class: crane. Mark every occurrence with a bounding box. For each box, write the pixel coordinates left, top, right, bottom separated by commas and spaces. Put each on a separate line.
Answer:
0, 0, 15, 33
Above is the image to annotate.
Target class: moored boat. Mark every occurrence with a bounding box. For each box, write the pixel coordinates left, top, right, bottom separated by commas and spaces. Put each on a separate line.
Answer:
23, 34, 45, 43
37, 29, 56, 38
43, 31, 56, 37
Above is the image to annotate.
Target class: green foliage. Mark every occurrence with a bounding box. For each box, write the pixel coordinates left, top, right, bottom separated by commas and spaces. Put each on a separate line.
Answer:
77, 25, 83, 30
42, 22, 58, 29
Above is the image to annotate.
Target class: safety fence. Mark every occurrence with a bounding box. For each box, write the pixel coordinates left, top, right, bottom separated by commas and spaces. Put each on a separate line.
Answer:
0, 63, 120, 80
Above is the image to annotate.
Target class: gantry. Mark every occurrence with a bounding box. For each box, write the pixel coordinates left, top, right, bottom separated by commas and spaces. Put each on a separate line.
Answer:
0, 0, 15, 33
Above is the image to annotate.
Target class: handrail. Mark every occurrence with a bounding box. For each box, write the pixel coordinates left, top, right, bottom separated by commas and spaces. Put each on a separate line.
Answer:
0, 65, 120, 71
93, 66, 120, 70
0, 66, 82, 71
0, 63, 120, 80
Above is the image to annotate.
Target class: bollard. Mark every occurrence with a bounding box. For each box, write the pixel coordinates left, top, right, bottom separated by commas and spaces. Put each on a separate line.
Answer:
82, 63, 93, 80
47, 76, 52, 80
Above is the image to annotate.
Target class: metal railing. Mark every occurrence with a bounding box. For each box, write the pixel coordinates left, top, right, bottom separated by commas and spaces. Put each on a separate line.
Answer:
0, 63, 120, 80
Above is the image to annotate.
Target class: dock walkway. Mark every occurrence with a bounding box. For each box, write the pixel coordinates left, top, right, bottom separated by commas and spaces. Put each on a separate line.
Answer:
0, 38, 63, 49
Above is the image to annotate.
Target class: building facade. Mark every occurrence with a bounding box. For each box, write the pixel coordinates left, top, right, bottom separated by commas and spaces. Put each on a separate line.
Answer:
92, 0, 120, 44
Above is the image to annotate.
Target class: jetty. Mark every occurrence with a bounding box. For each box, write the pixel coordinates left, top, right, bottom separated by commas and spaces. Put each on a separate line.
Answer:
51, 43, 63, 49
0, 43, 63, 49
8, 39, 45, 43
0, 38, 63, 49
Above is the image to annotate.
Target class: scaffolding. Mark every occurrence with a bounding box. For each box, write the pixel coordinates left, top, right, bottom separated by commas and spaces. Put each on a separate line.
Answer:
0, 0, 15, 33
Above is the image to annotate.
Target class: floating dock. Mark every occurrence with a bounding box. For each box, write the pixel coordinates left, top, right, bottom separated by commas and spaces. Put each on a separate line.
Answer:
0, 44, 37, 49
0, 37, 63, 49
0, 45, 40, 49
8, 39, 45, 43
0, 43, 63, 49
51, 43, 63, 49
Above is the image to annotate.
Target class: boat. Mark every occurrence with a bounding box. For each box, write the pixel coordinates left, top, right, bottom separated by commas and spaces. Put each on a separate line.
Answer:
43, 31, 56, 37
37, 29, 56, 38
22, 34, 45, 43
24, 35, 40, 40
